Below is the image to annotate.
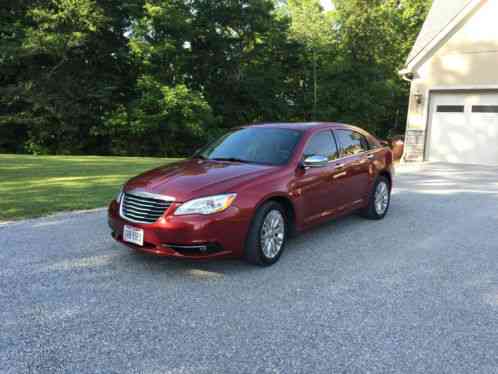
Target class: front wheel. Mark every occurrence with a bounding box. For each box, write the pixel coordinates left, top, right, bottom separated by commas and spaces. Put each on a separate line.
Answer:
361, 176, 391, 220
244, 202, 288, 266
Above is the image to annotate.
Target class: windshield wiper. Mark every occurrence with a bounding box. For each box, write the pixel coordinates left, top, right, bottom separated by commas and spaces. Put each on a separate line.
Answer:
210, 157, 251, 163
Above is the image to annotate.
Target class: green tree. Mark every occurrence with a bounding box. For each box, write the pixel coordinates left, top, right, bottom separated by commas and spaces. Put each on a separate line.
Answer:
132, 0, 304, 126
1, 0, 36, 152
284, 0, 335, 120
98, 76, 214, 156
327, 0, 431, 136
188, 0, 305, 127
1, 0, 431, 155
1, 0, 140, 154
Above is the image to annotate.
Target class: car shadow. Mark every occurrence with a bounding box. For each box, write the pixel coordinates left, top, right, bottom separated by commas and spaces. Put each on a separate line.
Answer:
105, 212, 371, 278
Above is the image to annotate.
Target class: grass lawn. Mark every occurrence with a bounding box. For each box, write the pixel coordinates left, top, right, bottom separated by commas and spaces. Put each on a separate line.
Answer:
0, 154, 180, 221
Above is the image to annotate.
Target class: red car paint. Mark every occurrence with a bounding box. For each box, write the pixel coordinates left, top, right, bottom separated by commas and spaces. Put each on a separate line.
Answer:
108, 123, 394, 259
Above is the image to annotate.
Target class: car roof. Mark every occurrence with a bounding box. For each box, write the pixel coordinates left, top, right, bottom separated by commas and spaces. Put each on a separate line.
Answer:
245, 122, 367, 134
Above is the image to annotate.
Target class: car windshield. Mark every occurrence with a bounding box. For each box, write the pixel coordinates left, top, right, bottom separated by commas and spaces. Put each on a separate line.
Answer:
197, 127, 303, 166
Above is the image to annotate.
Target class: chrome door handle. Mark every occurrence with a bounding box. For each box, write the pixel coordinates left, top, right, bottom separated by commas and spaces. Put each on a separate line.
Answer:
367, 154, 375, 160
335, 163, 345, 169
333, 171, 347, 180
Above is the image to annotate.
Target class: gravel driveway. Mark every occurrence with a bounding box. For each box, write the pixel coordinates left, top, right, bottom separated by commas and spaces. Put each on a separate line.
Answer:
1, 162, 497, 374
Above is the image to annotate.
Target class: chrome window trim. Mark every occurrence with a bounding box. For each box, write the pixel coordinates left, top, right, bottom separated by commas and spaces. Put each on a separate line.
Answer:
327, 149, 374, 164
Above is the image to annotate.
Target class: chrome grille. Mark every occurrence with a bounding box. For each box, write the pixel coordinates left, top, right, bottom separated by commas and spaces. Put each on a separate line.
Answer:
120, 192, 173, 224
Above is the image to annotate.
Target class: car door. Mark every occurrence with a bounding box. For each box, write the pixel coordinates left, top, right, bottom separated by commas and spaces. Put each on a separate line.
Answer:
333, 129, 372, 209
294, 130, 345, 224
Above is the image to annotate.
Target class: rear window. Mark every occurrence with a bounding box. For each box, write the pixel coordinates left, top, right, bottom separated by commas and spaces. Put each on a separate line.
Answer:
303, 131, 339, 161
335, 130, 369, 157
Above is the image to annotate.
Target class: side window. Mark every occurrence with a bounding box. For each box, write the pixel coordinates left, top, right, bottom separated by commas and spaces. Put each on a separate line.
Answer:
358, 134, 370, 150
367, 136, 380, 149
335, 130, 369, 157
303, 131, 339, 161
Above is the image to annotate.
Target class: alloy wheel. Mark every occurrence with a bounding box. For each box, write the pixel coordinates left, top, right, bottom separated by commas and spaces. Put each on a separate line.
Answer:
260, 210, 285, 259
374, 181, 390, 215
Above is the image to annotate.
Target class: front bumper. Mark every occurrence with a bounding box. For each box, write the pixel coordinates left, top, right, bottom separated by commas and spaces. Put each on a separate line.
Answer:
108, 200, 250, 260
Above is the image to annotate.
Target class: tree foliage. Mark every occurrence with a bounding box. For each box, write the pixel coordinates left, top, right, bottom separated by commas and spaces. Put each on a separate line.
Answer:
284, 0, 336, 119
0, 0, 431, 156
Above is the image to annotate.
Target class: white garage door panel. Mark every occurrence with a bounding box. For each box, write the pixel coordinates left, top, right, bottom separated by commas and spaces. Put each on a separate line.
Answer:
428, 92, 498, 165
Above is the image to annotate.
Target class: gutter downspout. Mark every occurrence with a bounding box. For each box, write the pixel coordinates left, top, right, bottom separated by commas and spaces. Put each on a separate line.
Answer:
398, 68, 415, 163
399, 68, 414, 82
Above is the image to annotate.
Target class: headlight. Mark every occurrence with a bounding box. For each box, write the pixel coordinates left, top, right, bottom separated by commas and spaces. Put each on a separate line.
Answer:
116, 187, 124, 204
174, 194, 237, 216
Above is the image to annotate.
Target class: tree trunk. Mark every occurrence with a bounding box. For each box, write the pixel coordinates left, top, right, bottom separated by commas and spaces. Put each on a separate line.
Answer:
313, 49, 318, 120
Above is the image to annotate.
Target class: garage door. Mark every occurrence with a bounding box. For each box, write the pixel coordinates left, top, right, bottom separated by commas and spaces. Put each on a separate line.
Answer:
427, 91, 498, 165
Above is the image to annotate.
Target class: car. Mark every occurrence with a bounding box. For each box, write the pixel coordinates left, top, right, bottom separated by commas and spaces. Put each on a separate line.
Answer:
108, 122, 394, 266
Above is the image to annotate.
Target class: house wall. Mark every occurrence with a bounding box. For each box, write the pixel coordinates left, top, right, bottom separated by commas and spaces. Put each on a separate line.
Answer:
403, 0, 498, 161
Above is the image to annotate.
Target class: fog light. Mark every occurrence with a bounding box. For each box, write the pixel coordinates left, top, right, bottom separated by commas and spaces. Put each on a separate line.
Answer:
164, 244, 210, 253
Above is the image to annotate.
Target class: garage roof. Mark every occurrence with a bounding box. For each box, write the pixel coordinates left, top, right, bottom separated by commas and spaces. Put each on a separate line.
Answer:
404, 0, 484, 71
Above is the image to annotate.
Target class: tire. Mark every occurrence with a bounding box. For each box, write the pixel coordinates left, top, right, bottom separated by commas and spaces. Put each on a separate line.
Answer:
244, 201, 288, 266
360, 176, 391, 220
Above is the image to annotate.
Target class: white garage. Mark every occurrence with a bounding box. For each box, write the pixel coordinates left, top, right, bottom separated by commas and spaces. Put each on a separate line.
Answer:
400, 0, 498, 165
427, 91, 498, 164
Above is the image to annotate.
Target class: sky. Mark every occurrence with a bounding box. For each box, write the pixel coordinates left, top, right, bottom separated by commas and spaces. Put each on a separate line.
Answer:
320, 0, 334, 11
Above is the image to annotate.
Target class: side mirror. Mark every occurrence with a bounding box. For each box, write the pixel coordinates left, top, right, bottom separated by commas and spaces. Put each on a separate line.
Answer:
302, 155, 329, 168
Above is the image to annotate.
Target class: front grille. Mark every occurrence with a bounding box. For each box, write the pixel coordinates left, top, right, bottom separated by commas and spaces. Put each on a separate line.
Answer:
120, 192, 173, 224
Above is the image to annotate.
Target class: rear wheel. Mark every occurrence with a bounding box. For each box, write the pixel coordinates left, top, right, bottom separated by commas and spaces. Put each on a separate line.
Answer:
244, 202, 288, 266
361, 176, 391, 220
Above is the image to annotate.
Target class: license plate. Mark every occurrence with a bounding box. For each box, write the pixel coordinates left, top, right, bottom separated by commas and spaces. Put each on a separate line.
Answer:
123, 225, 144, 246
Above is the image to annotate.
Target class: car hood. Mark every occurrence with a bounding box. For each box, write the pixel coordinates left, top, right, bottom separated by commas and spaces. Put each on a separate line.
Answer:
124, 159, 276, 202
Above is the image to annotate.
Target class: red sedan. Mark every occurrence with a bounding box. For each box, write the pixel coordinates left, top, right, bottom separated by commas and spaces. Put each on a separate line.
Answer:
108, 123, 394, 266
